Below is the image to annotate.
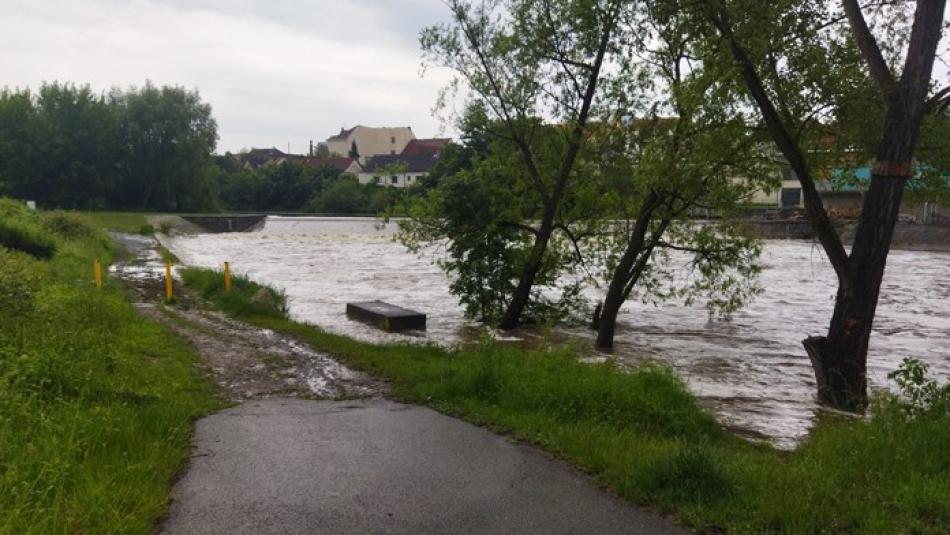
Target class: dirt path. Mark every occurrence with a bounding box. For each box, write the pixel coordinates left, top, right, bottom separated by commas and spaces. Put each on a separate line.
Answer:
109, 232, 383, 401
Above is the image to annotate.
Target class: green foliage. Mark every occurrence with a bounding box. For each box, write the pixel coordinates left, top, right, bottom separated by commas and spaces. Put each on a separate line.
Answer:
399, 115, 587, 324
0, 82, 219, 211
0, 247, 46, 335
307, 175, 403, 215
180, 267, 288, 319
0, 217, 57, 259
0, 199, 219, 533
888, 358, 950, 416
41, 211, 97, 239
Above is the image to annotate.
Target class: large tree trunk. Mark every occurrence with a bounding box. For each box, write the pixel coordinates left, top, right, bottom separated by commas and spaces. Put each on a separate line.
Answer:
805, 159, 909, 411
709, 0, 945, 411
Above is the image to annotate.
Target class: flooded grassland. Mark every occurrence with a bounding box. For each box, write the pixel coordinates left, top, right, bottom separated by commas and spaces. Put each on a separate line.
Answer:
164, 217, 950, 448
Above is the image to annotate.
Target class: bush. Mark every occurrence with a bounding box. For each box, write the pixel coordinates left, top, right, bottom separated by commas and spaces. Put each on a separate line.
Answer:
0, 218, 56, 259
0, 247, 46, 331
179, 267, 288, 318
41, 211, 96, 239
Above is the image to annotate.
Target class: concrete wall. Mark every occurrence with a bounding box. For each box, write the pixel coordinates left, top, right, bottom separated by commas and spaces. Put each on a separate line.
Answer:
183, 215, 266, 233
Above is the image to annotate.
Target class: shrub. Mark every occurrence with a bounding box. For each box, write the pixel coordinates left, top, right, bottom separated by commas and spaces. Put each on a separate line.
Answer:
0, 219, 56, 259
179, 267, 288, 318
0, 247, 46, 326
41, 211, 96, 239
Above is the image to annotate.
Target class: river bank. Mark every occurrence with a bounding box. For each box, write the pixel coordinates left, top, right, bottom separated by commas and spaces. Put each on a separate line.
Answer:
177, 261, 950, 534
4, 205, 947, 533
159, 215, 950, 448
0, 202, 220, 534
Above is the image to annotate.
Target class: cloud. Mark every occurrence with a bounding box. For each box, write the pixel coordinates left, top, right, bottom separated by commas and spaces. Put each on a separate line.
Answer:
0, 0, 455, 153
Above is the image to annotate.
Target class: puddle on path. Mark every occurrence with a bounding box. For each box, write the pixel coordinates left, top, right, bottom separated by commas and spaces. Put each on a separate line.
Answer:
110, 231, 383, 401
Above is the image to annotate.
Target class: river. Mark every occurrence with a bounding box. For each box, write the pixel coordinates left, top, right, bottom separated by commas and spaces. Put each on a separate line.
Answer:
164, 216, 950, 448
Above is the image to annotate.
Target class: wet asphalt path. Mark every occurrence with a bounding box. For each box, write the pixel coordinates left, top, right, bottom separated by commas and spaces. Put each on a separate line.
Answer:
159, 398, 690, 535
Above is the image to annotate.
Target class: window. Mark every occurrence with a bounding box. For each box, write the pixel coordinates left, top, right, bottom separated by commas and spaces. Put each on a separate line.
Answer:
391, 176, 398, 184
407, 176, 412, 182
390, 149, 395, 154
391, 136, 396, 143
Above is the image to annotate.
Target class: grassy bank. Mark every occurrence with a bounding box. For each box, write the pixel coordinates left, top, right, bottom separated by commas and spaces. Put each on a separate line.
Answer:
182, 266, 950, 534
0, 201, 219, 534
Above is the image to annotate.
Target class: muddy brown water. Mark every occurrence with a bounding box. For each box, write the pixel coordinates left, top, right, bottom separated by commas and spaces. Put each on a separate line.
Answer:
162, 216, 950, 449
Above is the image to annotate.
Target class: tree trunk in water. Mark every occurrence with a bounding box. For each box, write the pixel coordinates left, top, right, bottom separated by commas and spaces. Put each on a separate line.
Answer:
803, 174, 906, 411
596, 193, 661, 349
499, 216, 555, 329
596, 247, 638, 349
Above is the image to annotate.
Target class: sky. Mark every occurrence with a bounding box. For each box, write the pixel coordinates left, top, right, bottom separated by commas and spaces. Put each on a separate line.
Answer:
0, 0, 456, 154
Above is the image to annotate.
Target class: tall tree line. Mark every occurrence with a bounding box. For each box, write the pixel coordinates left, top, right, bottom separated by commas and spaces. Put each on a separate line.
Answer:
0, 82, 218, 211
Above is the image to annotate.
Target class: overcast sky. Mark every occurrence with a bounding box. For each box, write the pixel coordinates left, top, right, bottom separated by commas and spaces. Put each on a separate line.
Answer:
0, 0, 456, 154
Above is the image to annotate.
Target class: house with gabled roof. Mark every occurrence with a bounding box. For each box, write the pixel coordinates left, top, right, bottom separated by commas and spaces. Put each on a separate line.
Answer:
238, 147, 291, 169
358, 153, 439, 188
401, 138, 451, 157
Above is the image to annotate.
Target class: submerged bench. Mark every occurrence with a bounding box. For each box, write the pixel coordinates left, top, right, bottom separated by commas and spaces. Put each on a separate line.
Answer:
346, 301, 427, 332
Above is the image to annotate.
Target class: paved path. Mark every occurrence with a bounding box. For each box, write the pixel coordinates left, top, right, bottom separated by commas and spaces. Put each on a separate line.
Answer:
160, 398, 690, 535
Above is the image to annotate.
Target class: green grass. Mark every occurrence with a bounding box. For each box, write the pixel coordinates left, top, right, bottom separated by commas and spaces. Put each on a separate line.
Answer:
0, 201, 220, 534
75, 211, 153, 234
182, 266, 950, 534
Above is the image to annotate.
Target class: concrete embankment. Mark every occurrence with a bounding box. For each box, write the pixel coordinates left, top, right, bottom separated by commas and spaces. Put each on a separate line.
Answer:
738, 219, 950, 252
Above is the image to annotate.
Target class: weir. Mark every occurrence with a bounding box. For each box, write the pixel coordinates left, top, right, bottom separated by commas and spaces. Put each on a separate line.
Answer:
182, 214, 267, 233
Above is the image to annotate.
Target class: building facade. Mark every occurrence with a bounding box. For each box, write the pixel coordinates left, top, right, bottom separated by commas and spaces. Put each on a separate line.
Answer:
325, 126, 416, 163
357, 154, 439, 188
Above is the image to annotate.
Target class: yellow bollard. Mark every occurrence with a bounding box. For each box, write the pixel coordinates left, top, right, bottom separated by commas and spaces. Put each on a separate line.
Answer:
224, 261, 232, 292
94, 259, 102, 289
165, 260, 173, 302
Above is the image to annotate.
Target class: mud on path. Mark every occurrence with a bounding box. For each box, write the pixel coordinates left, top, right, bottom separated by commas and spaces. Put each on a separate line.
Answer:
108, 231, 384, 402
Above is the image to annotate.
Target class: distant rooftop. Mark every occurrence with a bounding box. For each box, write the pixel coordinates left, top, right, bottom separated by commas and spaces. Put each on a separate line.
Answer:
362, 153, 439, 174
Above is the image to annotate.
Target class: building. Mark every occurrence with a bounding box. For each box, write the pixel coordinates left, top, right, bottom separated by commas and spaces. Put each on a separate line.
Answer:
401, 138, 451, 157
325, 126, 416, 163
238, 147, 292, 169
358, 154, 439, 188
300, 157, 362, 175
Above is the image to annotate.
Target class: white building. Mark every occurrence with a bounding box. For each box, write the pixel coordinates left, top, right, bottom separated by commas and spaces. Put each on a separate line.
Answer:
358, 154, 439, 188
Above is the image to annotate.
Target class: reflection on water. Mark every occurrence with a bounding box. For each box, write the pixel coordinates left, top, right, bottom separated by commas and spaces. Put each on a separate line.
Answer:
166, 216, 950, 448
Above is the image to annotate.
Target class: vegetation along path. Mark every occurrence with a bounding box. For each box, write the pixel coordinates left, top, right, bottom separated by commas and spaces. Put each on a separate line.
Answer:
109, 232, 688, 534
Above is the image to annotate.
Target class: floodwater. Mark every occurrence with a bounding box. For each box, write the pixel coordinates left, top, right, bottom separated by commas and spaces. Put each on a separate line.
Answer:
165, 216, 950, 448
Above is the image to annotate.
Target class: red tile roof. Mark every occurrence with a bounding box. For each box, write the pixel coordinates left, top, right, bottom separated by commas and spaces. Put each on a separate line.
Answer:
401, 138, 451, 157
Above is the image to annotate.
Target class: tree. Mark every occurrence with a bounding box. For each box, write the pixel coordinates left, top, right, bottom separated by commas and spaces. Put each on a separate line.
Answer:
696, 0, 948, 410
419, 0, 626, 328
348, 141, 360, 160
592, 3, 768, 348
119, 82, 219, 211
